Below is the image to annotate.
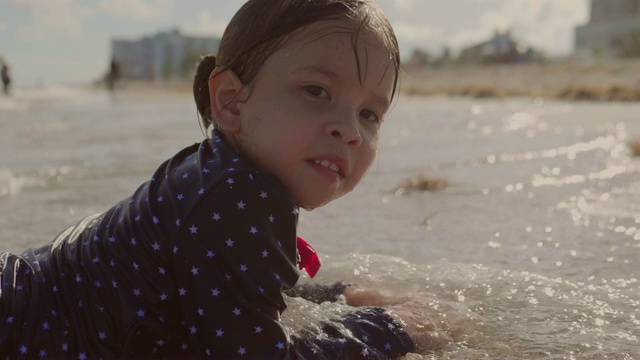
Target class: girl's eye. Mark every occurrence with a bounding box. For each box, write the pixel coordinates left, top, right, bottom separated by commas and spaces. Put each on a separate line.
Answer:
360, 109, 381, 124
303, 85, 329, 99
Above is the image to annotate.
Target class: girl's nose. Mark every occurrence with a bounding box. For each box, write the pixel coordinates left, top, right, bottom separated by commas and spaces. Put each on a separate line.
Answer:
327, 119, 362, 147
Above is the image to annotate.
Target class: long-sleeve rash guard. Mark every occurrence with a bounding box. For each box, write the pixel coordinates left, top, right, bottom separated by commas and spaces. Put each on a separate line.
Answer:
0, 130, 414, 359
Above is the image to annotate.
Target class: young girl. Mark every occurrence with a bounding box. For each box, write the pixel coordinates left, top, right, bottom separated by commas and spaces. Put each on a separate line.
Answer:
0, 0, 441, 358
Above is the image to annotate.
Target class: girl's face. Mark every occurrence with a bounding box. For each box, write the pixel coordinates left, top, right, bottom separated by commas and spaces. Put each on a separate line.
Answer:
231, 21, 396, 210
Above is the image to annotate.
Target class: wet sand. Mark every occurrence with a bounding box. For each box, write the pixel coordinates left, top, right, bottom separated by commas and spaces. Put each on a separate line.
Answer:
401, 58, 640, 101
103, 58, 640, 103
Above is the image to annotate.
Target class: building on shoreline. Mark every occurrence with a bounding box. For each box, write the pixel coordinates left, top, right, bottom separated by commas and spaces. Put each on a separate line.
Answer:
457, 30, 542, 64
404, 30, 542, 70
111, 29, 220, 82
575, 0, 640, 57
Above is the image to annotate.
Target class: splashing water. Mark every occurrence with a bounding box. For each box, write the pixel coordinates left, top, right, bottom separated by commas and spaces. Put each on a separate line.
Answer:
1, 88, 639, 358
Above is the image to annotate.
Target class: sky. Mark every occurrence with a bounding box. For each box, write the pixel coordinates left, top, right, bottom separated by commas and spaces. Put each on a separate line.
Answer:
0, 0, 590, 86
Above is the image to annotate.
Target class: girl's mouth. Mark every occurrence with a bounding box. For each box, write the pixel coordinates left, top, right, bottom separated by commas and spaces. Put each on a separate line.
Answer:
313, 159, 340, 173
308, 159, 346, 181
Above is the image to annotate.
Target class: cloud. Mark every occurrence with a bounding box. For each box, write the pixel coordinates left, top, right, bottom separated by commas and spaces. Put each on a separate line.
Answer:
490, 0, 589, 56
377, 0, 588, 58
9, 0, 94, 42
187, 11, 228, 38
0, 21, 7, 32
97, 0, 173, 21
378, 0, 511, 55
391, 22, 445, 55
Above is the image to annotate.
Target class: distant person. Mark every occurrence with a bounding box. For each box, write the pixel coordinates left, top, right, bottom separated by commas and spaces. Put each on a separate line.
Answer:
106, 58, 120, 91
1, 59, 10, 96
0, 0, 446, 358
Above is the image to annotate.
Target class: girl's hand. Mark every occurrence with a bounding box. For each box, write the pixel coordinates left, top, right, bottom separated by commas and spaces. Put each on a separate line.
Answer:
387, 303, 453, 352
344, 286, 453, 352
343, 286, 410, 306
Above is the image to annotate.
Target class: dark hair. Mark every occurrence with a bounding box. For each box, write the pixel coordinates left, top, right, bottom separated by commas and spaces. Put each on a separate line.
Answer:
193, 0, 400, 132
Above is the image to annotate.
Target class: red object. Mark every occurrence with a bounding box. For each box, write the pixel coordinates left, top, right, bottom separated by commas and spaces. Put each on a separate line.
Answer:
296, 236, 321, 278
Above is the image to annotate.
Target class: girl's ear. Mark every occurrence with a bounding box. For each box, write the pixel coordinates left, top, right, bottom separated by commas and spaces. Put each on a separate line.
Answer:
208, 67, 245, 134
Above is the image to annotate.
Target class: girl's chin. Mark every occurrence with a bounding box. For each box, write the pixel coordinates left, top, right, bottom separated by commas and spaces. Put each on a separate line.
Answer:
294, 191, 349, 211
297, 200, 329, 212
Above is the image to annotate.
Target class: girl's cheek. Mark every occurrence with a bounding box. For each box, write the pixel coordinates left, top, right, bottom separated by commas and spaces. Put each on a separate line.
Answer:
365, 132, 380, 150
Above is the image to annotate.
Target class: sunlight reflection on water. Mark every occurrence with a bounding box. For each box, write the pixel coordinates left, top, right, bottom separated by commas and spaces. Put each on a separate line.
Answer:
1, 90, 639, 358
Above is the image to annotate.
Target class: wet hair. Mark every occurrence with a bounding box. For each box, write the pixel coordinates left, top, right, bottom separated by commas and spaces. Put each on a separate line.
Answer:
193, 0, 400, 133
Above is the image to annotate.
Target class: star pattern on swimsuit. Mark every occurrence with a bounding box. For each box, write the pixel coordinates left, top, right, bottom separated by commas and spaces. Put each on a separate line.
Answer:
0, 131, 412, 359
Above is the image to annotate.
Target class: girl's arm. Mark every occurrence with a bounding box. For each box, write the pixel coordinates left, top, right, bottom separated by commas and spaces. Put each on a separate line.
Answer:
173, 171, 414, 359
284, 282, 349, 304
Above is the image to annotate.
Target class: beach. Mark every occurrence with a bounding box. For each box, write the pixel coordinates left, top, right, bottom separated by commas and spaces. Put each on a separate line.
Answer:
402, 58, 640, 102
79, 57, 640, 103
1, 76, 639, 358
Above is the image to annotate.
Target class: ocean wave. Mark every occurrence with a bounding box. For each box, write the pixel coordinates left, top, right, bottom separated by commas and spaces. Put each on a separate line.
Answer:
0, 85, 107, 113
0, 167, 74, 197
287, 254, 639, 359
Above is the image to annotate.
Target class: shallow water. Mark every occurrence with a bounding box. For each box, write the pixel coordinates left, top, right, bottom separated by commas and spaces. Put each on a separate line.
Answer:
1, 87, 638, 358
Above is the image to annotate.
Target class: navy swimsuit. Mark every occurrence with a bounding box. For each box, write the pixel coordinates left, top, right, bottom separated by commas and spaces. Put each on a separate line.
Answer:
0, 130, 413, 359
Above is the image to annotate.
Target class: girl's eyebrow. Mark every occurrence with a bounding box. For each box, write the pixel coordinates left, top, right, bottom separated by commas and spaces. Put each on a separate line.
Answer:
295, 65, 391, 110
296, 65, 346, 81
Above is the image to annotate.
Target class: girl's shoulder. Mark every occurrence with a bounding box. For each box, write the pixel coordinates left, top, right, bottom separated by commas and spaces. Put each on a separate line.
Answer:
149, 138, 294, 214
161, 138, 278, 188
